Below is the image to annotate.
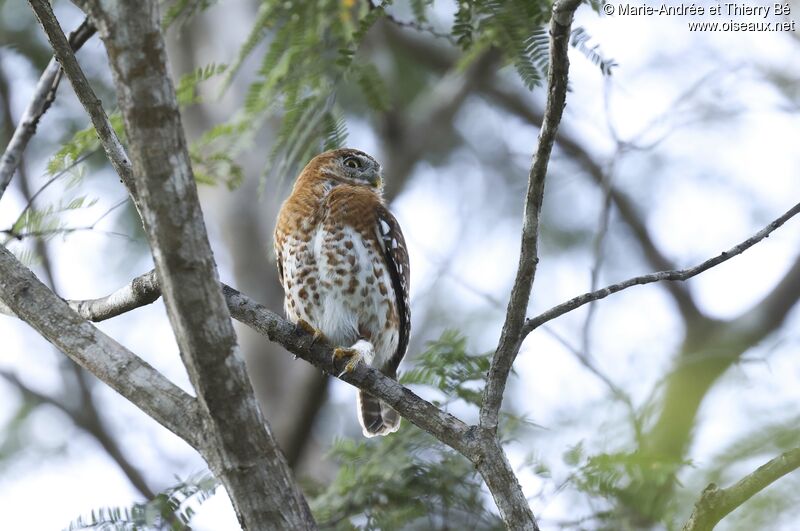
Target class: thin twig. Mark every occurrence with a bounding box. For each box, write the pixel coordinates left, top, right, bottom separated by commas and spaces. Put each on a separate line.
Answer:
367, 0, 456, 44
472, 1, 583, 528
0, 18, 95, 202
478, 77, 705, 322
524, 200, 800, 335
12, 149, 99, 223
479, 0, 582, 433
27, 1, 136, 198
1, 226, 134, 241
683, 447, 800, 531
581, 160, 614, 358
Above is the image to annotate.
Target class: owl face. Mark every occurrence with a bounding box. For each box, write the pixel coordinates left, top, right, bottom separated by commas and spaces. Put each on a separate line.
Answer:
317, 148, 382, 189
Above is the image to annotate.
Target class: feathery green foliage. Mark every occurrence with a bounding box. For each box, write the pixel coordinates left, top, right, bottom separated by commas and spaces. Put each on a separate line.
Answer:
310, 427, 504, 530
8, 196, 97, 239
306, 331, 534, 529
162, 0, 216, 29
170, 0, 601, 187
571, 27, 617, 76
64, 472, 218, 531
400, 329, 490, 407
47, 114, 124, 177
176, 63, 227, 106
451, 1, 551, 89
157, 0, 613, 189
563, 441, 692, 527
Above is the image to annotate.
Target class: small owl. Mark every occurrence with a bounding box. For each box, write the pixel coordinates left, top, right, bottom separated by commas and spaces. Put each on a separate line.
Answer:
274, 148, 410, 437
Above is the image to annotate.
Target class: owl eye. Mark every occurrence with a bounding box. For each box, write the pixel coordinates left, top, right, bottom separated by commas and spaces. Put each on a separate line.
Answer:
343, 157, 361, 169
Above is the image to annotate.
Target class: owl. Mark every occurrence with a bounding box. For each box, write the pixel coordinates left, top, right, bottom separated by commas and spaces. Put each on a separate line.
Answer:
274, 148, 410, 437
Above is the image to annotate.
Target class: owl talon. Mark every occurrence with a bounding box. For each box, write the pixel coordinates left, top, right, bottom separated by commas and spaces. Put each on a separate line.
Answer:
333, 347, 361, 377
332, 340, 374, 377
296, 319, 324, 345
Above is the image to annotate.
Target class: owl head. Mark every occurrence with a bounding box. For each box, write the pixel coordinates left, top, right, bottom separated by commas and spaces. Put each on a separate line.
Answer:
303, 148, 383, 190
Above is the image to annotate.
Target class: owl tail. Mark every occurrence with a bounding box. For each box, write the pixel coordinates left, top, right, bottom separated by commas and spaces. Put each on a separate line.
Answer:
357, 391, 400, 437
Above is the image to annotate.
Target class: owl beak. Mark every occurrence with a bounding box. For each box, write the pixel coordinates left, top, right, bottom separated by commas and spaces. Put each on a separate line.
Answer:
367, 170, 382, 189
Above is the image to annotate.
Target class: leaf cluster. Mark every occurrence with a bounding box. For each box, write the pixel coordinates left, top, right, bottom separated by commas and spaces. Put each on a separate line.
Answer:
64, 472, 218, 531
400, 329, 490, 407
307, 330, 540, 529
309, 427, 503, 530
562, 441, 691, 527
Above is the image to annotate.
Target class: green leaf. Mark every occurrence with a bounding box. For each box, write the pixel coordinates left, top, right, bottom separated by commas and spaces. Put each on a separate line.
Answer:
176, 63, 227, 106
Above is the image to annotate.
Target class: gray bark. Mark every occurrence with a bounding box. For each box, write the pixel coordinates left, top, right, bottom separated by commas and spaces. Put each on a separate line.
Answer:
0, 246, 202, 447
30, 0, 316, 527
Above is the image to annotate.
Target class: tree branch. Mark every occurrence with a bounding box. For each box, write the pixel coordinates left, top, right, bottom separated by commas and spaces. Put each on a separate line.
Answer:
222, 285, 478, 454
524, 200, 800, 334
1, 147, 158, 500
683, 448, 800, 531
9, 269, 476, 457
68, 269, 161, 321
27, 1, 136, 199
479, 0, 582, 434
0, 246, 203, 448
480, 81, 705, 322
1, 260, 546, 526
0, 18, 95, 202
55, 1, 316, 528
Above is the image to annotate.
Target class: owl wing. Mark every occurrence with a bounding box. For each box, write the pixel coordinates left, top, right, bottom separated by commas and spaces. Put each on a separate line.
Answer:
375, 205, 410, 377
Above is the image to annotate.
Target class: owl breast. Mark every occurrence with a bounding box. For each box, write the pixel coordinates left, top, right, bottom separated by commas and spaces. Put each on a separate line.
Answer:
280, 223, 399, 369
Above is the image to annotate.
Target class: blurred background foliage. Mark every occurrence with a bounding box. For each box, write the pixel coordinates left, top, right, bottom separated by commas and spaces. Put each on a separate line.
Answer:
1, 0, 799, 529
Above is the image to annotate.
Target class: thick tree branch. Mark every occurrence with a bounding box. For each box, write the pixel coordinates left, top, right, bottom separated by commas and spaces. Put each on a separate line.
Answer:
54, 1, 316, 528
683, 448, 800, 531
1, 264, 540, 527
2, 262, 544, 525
479, 0, 582, 434
524, 200, 800, 334
0, 246, 203, 447
0, 18, 95, 202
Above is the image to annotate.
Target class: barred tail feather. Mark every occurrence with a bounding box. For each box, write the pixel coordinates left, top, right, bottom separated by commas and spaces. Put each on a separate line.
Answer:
357, 391, 401, 437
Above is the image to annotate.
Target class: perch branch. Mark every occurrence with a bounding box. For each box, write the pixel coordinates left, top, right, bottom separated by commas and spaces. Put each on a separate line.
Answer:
0, 269, 476, 457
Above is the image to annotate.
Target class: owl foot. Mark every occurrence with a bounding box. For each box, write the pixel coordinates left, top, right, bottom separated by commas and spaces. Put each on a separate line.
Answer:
296, 319, 324, 346
333, 339, 374, 378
